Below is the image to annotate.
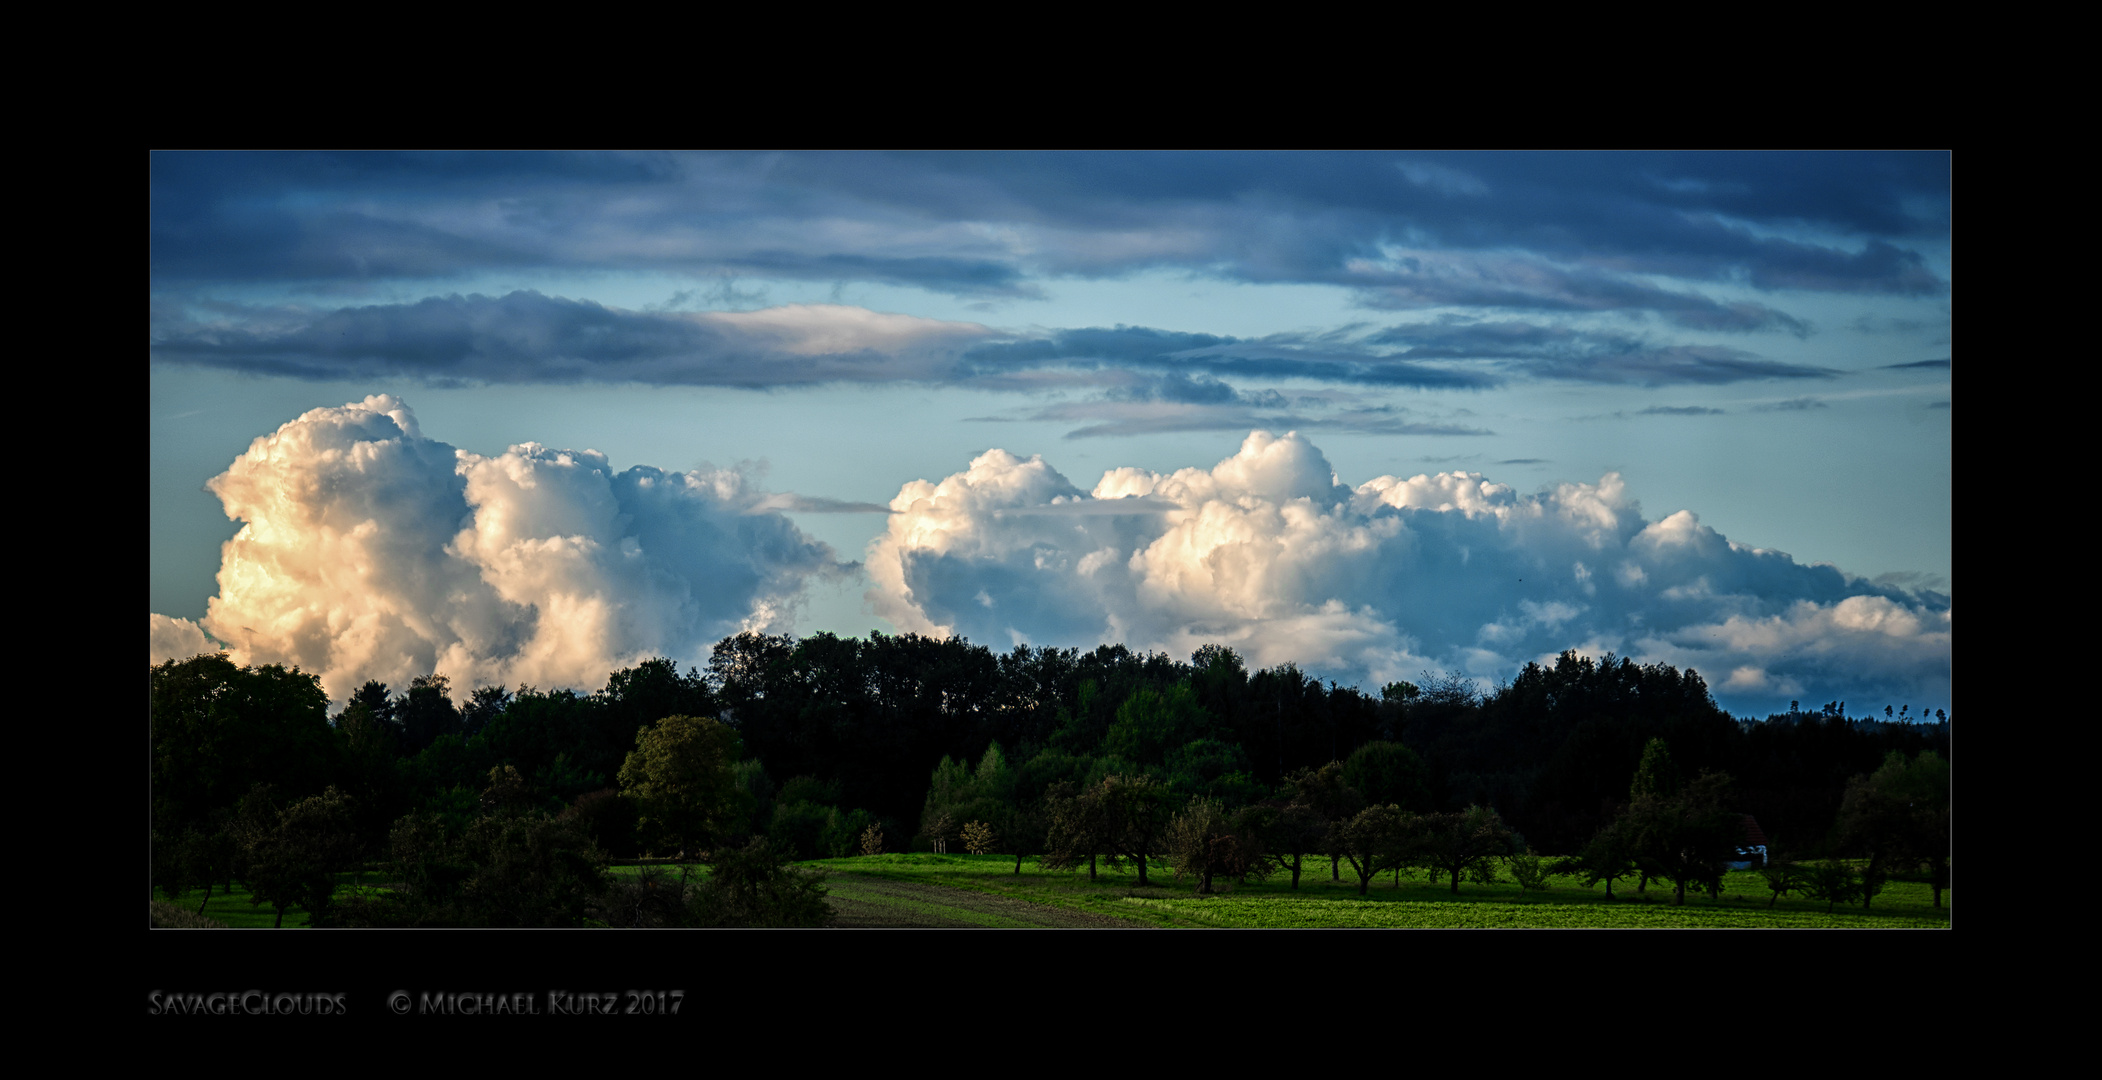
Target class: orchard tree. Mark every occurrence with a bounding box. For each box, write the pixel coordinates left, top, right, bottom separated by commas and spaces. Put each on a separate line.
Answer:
1042, 781, 1111, 881
1283, 761, 1364, 882
1411, 805, 1520, 894
1556, 816, 1641, 899
1625, 771, 1741, 905
1841, 750, 1950, 908
1096, 774, 1173, 887
238, 786, 362, 927
1330, 805, 1414, 895
1256, 799, 1329, 890
1164, 797, 1264, 894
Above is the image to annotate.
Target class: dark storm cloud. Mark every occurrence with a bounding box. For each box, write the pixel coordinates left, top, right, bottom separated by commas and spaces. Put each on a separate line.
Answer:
1882, 357, 1951, 369
151, 151, 1949, 300
150, 151, 1035, 296
1638, 405, 1726, 416
149, 291, 984, 386
154, 290, 1833, 392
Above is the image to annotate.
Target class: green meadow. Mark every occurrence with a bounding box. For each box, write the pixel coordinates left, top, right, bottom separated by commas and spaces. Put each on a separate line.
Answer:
802, 853, 1951, 929
153, 855, 1949, 928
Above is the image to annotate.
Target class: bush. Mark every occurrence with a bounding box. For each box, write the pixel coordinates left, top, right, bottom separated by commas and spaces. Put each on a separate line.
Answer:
336, 806, 609, 927
1506, 851, 1554, 890
688, 836, 831, 928
1796, 861, 1865, 913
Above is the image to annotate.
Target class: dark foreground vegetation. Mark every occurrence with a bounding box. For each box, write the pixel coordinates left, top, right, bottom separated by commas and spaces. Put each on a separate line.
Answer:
151, 631, 1950, 927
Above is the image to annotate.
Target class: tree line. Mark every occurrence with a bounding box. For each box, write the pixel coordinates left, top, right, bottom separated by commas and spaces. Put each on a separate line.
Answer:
150, 632, 1949, 924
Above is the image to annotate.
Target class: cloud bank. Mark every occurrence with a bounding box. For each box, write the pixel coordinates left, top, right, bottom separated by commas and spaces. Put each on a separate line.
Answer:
866, 431, 1949, 714
149, 396, 840, 701
151, 151, 1949, 298
154, 293, 1834, 396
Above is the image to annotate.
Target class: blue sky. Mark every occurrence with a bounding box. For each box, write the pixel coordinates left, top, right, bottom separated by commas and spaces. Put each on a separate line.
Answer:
150, 151, 1950, 717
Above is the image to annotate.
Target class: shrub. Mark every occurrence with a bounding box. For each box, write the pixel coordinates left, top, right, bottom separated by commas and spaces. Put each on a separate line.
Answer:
688, 836, 831, 927
962, 820, 999, 855
1506, 851, 1554, 891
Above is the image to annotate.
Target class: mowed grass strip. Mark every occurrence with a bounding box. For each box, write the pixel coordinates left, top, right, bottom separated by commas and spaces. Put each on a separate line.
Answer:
614, 860, 1150, 927
825, 875, 1143, 928
1111, 895, 1948, 929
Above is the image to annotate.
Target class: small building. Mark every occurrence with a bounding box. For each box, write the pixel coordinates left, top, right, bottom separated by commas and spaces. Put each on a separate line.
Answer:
1728, 814, 1769, 870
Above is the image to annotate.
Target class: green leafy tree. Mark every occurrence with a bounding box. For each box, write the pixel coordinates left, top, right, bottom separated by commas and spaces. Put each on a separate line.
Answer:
238, 786, 362, 927
1283, 761, 1365, 882
1095, 774, 1173, 886
616, 715, 748, 858
1796, 860, 1865, 913
1342, 741, 1433, 812
152, 655, 336, 837
1624, 771, 1741, 905
1164, 738, 1265, 805
1631, 737, 1683, 800
396, 674, 463, 754
1104, 685, 1215, 768
1409, 805, 1519, 894
1330, 805, 1415, 895
1164, 797, 1266, 894
1758, 850, 1812, 908
1505, 850, 1554, 891
340, 804, 608, 928
1841, 750, 1950, 909
568, 788, 641, 858
962, 820, 999, 854
155, 820, 238, 915
1254, 799, 1328, 890
1556, 816, 1642, 899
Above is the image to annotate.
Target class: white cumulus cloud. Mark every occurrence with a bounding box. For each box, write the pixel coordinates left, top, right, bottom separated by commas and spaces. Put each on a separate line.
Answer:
867, 430, 1950, 713
150, 395, 841, 702
151, 614, 217, 666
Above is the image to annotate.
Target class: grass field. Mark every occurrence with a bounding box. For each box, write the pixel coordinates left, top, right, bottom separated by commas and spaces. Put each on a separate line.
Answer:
149, 873, 398, 928
803, 854, 1952, 929
154, 856, 1949, 928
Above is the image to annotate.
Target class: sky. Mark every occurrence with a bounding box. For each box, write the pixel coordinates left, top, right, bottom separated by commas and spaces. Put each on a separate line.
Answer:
149, 151, 1951, 719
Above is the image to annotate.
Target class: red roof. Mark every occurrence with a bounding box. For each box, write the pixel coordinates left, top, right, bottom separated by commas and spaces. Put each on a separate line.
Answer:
1739, 815, 1769, 847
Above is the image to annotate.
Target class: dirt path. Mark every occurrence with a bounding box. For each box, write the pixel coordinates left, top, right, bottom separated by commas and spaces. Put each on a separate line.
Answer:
824, 874, 1149, 928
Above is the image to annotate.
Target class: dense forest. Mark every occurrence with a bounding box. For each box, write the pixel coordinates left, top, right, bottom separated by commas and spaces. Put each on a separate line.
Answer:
150, 631, 1950, 925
